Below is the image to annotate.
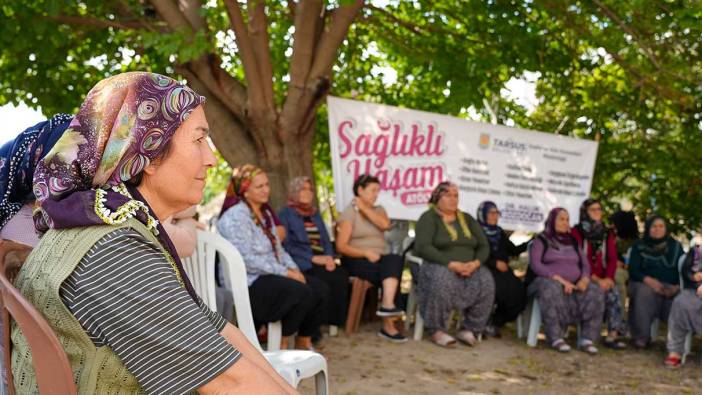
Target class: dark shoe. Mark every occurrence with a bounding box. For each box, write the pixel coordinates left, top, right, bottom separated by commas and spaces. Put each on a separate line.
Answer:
633, 338, 649, 349
484, 325, 502, 338
376, 306, 404, 317
378, 329, 408, 343
603, 338, 627, 350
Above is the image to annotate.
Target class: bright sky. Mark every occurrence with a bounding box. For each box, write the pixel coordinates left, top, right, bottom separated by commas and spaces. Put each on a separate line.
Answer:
0, 102, 46, 145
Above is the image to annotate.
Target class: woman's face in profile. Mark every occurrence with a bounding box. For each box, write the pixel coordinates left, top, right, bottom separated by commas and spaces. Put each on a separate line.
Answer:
140, 106, 216, 216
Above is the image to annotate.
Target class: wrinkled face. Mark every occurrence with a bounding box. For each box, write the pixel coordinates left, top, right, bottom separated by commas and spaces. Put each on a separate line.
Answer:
649, 218, 666, 239
245, 172, 271, 205
587, 203, 603, 222
140, 106, 215, 216
486, 208, 500, 226
437, 186, 459, 214
357, 182, 381, 205
297, 181, 315, 205
555, 210, 571, 233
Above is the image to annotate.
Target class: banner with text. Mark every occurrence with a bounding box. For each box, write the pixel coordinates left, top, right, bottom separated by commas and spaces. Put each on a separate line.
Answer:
327, 96, 599, 231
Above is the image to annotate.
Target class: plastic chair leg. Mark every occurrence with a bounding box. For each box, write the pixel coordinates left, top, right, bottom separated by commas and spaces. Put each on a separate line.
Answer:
527, 299, 541, 347
650, 319, 660, 340
413, 311, 424, 341
268, 321, 282, 351
516, 313, 524, 339
315, 368, 329, 395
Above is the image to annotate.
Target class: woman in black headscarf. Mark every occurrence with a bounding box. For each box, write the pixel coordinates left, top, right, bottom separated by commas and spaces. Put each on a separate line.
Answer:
476, 201, 528, 337
627, 215, 683, 348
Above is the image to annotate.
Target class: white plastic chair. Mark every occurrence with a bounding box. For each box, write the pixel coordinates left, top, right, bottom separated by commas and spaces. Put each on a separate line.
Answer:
183, 230, 329, 394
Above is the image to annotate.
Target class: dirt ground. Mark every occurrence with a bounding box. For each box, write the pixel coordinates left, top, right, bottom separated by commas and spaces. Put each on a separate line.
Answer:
298, 324, 702, 395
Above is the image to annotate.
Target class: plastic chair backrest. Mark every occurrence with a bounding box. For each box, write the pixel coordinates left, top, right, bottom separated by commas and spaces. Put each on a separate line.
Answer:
678, 252, 687, 288
182, 231, 263, 352
0, 246, 77, 395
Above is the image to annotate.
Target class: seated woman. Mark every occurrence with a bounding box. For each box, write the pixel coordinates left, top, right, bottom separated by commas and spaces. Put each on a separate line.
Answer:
414, 183, 494, 347
217, 165, 327, 351
11, 72, 294, 394
628, 215, 683, 348
279, 176, 350, 330
572, 198, 627, 349
335, 174, 406, 343
476, 201, 527, 338
665, 245, 702, 368
528, 208, 604, 354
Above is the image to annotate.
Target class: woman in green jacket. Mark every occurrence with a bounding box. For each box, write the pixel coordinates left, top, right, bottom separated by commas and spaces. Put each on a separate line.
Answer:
414, 182, 494, 347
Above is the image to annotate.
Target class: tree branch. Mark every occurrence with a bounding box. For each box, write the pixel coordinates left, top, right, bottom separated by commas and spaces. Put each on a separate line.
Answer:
182, 57, 248, 122
149, 0, 193, 32
308, 0, 364, 80
279, 0, 324, 138
247, 0, 275, 109
46, 15, 144, 30
176, 66, 258, 164
178, 0, 208, 32
223, 0, 267, 110
590, 0, 662, 70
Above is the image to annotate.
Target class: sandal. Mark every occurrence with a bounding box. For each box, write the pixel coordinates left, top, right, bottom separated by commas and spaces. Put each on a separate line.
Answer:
431, 331, 457, 348
578, 339, 598, 355
551, 339, 571, 353
664, 355, 682, 369
456, 330, 477, 346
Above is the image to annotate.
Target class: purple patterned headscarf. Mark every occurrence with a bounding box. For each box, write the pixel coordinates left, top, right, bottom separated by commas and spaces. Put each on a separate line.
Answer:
32, 72, 205, 299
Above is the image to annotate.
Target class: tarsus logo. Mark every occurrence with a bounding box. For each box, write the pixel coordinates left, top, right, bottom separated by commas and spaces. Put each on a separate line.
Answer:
479, 133, 490, 149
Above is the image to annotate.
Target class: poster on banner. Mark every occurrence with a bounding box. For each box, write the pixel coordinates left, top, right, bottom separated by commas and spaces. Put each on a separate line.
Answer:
327, 96, 599, 232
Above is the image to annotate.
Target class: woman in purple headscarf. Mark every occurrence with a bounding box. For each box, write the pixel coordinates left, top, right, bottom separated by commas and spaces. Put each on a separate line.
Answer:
11, 72, 294, 394
527, 208, 604, 354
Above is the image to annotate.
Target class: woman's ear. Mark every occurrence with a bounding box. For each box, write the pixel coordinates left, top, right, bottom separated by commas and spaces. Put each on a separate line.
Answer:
142, 160, 159, 176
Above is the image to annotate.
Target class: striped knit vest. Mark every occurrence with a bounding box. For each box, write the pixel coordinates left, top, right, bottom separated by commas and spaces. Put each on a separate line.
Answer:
10, 218, 163, 394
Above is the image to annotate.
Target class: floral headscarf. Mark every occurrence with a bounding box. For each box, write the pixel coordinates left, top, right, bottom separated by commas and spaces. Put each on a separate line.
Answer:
0, 113, 72, 229
287, 176, 316, 216
33, 72, 206, 299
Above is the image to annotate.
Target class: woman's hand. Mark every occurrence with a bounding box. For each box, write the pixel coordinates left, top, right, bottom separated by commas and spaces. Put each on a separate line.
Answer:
575, 276, 590, 292
457, 260, 480, 277
286, 269, 306, 284
364, 250, 381, 263
693, 272, 702, 282
597, 277, 615, 291
553, 275, 575, 295
662, 284, 679, 299
312, 255, 337, 272
495, 260, 509, 273
447, 261, 464, 274
644, 276, 665, 295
